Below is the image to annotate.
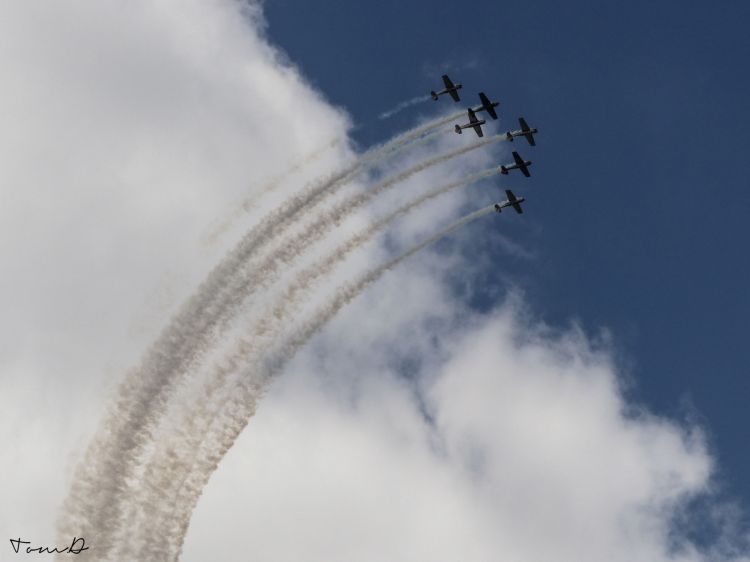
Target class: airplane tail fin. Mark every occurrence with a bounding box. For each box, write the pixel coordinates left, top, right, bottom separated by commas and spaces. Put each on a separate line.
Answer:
505, 131, 514, 141
494, 204, 502, 213
430, 91, 438, 101
454, 124, 462, 134
500, 166, 508, 175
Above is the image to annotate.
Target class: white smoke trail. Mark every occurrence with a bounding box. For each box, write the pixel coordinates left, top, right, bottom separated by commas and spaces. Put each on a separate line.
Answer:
126, 200, 497, 561
112, 140, 505, 558
362, 110, 462, 162
56, 114, 460, 558
201, 137, 342, 246
56, 114, 486, 559
202, 109, 461, 246
165, 204, 497, 560
149, 132, 506, 413
378, 94, 431, 120
167, 134, 506, 395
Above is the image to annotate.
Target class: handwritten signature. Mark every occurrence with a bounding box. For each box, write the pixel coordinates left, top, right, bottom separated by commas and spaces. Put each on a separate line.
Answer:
10, 537, 89, 555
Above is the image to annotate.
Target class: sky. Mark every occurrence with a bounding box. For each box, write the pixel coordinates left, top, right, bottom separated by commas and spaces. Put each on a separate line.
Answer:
261, 0, 750, 502
1, 1, 749, 561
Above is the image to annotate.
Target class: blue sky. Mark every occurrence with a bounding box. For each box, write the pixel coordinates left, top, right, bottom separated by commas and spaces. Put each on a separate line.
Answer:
5, 2, 750, 558
263, 0, 750, 509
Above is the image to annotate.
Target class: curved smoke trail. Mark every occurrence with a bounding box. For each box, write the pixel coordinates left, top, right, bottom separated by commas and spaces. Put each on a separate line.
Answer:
114, 143, 504, 558
56, 113, 463, 560
379, 94, 431, 120
166, 205, 497, 560
204, 109, 462, 246
128, 198, 497, 560
202, 137, 342, 246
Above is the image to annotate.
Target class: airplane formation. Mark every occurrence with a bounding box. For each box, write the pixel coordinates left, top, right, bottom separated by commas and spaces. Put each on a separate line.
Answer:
431, 74, 539, 215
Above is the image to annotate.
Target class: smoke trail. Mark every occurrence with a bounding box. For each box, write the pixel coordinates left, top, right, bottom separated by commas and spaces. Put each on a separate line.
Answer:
202, 109, 463, 247
202, 138, 342, 246
378, 94, 431, 120
110, 138, 504, 558
56, 114, 461, 559
123, 201, 496, 560
180, 134, 505, 387
56, 115, 486, 560
128, 168, 496, 558
358, 110, 457, 161
165, 205, 497, 560
152, 133, 506, 396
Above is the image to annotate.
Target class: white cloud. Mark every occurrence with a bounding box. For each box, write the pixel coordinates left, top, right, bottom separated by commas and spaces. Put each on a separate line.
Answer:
0, 0, 349, 546
184, 293, 736, 562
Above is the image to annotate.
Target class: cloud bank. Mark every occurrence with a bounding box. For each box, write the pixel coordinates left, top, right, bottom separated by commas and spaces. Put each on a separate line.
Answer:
0, 0, 350, 548
183, 285, 749, 562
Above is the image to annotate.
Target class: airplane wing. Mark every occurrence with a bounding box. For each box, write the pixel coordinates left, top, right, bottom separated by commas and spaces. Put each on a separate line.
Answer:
512, 151, 524, 166
505, 190, 523, 214
520, 164, 531, 177
444, 74, 461, 101
479, 92, 498, 119
518, 117, 536, 146
467, 109, 484, 137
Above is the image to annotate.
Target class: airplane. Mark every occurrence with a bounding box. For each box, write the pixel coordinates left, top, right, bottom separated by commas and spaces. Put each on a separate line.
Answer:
454, 108, 486, 137
500, 151, 532, 177
505, 117, 538, 146
494, 189, 525, 214
473, 92, 499, 120
431, 74, 462, 102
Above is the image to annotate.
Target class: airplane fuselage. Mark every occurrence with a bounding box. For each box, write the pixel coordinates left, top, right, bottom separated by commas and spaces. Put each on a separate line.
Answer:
506, 128, 538, 139
455, 117, 486, 135
455, 121, 486, 132
431, 86, 462, 100
500, 161, 532, 174
475, 102, 499, 113
495, 197, 526, 212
